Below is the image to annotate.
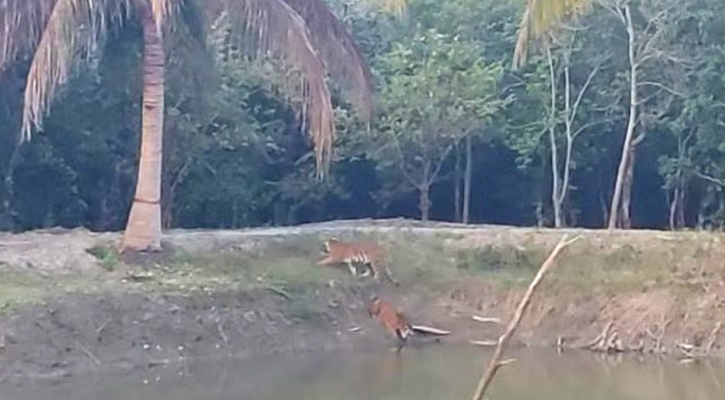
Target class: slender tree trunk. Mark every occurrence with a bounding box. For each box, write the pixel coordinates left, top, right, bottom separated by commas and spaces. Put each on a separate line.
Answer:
669, 181, 686, 230
419, 164, 431, 221
122, 0, 165, 252
535, 201, 545, 228
419, 184, 431, 221
619, 147, 635, 229
669, 188, 679, 230
608, 5, 637, 230
463, 133, 472, 224
545, 45, 564, 228
598, 169, 609, 226
454, 143, 462, 222
0, 144, 19, 230
677, 185, 686, 228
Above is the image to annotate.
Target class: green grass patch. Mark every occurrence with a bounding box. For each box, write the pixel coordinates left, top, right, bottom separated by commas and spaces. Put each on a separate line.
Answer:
85, 244, 121, 271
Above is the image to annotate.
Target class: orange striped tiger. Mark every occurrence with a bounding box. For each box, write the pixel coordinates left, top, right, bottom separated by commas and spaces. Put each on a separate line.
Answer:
317, 238, 400, 286
368, 297, 412, 350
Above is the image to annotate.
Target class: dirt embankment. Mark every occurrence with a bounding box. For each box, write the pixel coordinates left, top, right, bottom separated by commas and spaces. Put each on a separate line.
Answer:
1, 219, 725, 382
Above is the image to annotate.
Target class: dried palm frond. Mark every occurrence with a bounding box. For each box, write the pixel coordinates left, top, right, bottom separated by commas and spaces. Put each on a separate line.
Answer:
1, 0, 57, 74
216, 0, 339, 176
512, 0, 591, 69
150, 0, 176, 26
17, 0, 135, 140
282, 0, 375, 123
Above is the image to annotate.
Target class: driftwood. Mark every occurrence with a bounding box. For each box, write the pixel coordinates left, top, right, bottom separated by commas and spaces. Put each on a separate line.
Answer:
678, 322, 722, 360
470, 234, 580, 400
575, 317, 674, 354
472, 315, 502, 324
470, 339, 498, 347
411, 325, 451, 335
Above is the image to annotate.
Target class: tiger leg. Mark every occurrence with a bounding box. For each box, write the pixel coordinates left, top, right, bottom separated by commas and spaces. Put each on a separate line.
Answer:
383, 264, 400, 286
360, 261, 373, 278
346, 260, 357, 276
395, 332, 407, 352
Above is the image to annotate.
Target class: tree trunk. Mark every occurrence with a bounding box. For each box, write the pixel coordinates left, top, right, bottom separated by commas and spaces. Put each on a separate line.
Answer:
0, 145, 19, 230
669, 188, 679, 230
608, 5, 637, 230
454, 143, 462, 222
463, 133, 472, 224
669, 182, 686, 230
545, 45, 563, 228
122, 0, 165, 252
619, 146, 635, 229
419, 183, 431, 221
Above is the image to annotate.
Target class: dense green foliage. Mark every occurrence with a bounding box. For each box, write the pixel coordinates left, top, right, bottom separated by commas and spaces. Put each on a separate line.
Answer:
1, 0, 725, 231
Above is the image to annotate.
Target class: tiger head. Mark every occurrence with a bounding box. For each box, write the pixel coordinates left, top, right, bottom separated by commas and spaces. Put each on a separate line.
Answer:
321, 238, 341, 254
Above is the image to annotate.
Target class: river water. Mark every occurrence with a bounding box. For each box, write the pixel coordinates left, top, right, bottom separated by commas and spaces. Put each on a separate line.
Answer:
2, 345, 724, 400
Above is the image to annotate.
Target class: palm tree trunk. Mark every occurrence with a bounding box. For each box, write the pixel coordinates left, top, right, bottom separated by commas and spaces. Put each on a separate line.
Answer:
122, 0, 165, 252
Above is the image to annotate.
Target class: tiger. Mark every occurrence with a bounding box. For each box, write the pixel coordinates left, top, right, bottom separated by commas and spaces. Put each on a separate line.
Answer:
368, 297, 413, 351
317, 238, 400, 286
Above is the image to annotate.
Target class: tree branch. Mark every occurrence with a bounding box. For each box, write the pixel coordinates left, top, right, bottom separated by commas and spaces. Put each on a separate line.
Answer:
694, 171, 725, 188
569, 62, 601, 122
636, 81, 685, 97
470, 234, 581, 400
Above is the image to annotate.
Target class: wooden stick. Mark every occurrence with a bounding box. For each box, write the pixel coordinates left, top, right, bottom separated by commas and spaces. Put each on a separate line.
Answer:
470, 234, 580, 400
472, 315, 502, 324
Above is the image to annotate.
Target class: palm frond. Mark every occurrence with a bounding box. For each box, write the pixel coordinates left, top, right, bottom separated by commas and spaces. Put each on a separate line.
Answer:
19, 0, 133, 140
1, 0, 57, 74
282, 0, 375, 122
216, 0, 339, 177
512, 0, 591, 69
150, 0, 176, 25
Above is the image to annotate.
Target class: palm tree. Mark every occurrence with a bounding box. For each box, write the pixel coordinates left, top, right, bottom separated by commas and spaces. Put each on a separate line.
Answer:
0, 0, 375, 252
512, 0, 592, 69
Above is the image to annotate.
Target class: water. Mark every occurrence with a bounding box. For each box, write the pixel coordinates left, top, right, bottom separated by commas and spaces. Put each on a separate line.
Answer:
2, 345, 724, 400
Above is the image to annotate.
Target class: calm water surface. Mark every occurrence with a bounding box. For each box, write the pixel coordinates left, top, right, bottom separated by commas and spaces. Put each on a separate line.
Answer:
2, 345, 724, 400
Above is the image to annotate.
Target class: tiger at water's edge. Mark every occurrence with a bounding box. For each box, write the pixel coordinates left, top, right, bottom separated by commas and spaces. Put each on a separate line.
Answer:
317, 238, 400, 286
368, 296, 413, 351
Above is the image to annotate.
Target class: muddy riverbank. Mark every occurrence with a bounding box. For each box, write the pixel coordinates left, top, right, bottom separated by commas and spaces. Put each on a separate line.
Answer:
0, 219, 724, 381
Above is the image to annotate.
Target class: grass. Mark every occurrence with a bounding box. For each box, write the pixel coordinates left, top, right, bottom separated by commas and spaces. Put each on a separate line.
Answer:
85, 244, 121, 271
0, 228, 723, 311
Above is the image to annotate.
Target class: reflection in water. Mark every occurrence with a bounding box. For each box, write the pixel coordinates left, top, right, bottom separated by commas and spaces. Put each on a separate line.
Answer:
2, 345, 725, 400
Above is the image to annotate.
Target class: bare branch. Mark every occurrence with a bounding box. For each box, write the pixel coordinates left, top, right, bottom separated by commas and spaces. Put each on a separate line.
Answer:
571, 120, 607, 138
569, 62, 601, 122
429, 141, 457, 185
470, 234, 581, 400
694, 171, 725, 188
636, 81, 685, 98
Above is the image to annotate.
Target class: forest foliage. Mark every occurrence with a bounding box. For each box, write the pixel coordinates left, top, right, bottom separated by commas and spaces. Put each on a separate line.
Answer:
1, 0, 725, 232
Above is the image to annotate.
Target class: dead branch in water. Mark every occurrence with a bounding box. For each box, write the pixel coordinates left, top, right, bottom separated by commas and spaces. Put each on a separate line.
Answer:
679, 322, 722, 360
576, 319, 668, 354
411, 325, 451, 335
470, 339, 498, 347
470, 234, 581, 400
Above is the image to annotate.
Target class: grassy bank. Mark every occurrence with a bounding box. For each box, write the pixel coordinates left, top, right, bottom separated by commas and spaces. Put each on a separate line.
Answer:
0, 220, 723, 379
